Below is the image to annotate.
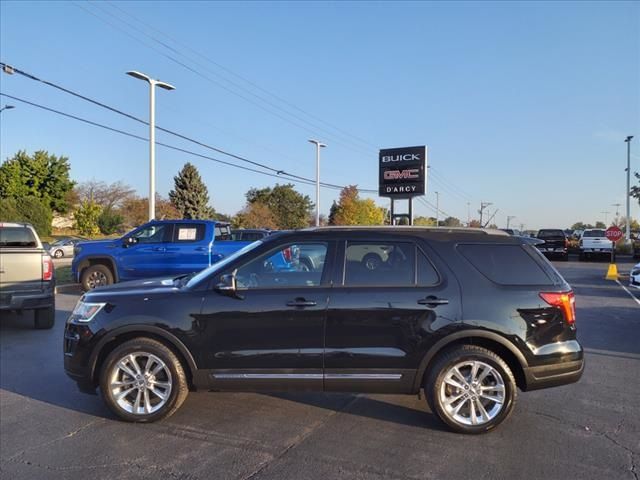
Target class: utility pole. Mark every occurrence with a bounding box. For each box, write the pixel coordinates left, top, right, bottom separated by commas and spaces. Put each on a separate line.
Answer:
479, 202, 492, 227
601, 211, 611, 226
519, 223, 525, 233
435, 191, 440, 226
506, 215, 516, 229
308, 139, 326, 227
624, 136, 634, 241
126, 71, 175, 221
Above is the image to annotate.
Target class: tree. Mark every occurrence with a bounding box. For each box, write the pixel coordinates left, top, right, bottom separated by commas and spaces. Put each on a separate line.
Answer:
74, 200, 103, 236
329, 185, 385, 226
232, 202, 278, 229
169, 163, 214, 219
468, 219, 482, 228
97, 209, 125, 235
0, 150, 75, 213
414, 216, 437, 226
631, 172, 640, 205
442, 216, 462, 227
594, 221, 606, 229
76, 180, 135, 212
0, 197, 52, 237
120, 195, 181, 229
246, 184, 313, 229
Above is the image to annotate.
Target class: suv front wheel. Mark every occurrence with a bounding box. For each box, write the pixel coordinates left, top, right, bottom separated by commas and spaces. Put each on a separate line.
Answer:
100, 338, 189, 422
425, 345, 517, 434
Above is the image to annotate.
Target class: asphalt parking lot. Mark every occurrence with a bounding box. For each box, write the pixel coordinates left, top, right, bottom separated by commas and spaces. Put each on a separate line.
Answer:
1, 258, 639, 480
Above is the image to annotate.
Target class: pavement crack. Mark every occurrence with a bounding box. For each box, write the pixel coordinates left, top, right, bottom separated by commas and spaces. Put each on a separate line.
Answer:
238, 394, 362, 480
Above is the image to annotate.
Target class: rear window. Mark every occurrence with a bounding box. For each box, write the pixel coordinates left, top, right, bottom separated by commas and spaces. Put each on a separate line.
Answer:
537, 230, 565, 238
0, 227, 37, 247
583, 230, 605, 238
458, 244, 552, 285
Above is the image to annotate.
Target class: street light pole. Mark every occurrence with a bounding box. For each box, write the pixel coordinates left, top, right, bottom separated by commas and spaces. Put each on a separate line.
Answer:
506, 215, 516, 229
126, 71, 175, 221
308, 139, 326, 227
624, 136, 634, 241
0, 105, 15, 113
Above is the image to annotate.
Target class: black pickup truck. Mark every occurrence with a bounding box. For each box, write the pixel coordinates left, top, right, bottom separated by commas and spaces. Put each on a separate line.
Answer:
535, 229, 569, 261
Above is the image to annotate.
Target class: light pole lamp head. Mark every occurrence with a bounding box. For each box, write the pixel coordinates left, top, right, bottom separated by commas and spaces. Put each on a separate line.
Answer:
126, 70, 151, 82
308, 139, 326, 148
625, 135, 634, 143
126, 71, 175, 91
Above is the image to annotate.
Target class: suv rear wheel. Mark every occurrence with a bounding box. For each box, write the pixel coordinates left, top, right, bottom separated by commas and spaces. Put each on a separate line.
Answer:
425, 345, 516, 434
34, 305, 55, 329
100, 338, 188, 422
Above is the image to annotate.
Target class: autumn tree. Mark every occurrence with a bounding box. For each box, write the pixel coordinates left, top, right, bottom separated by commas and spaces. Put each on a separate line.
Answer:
0, 150, 75, 213
246, 184, 313, 229
413, 216, 437, 226
442, 216, 462, 227
74, 200, 103, 236
233, 202, 278, 229
329, 185, 385, 226
169, 163, 215, 219
121, 195, 181, 228
76, 180, 136, 212
468, 219, 482, 228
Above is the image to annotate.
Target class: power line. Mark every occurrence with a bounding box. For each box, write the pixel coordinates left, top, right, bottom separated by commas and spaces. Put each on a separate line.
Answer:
0, 61, 358, 191
0, 92, 354, 192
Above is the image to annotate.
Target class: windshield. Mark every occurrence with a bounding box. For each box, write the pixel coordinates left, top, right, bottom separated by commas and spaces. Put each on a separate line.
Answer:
583, 230, 605, 238
537, 230, 564, 238
185, 240, 264, 288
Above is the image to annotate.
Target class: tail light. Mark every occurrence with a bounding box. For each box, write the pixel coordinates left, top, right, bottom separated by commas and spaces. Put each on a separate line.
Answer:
579, 239, 583, 247
564, 239, 569, 248
540, 291, 576, 325
282, 247, 293, 263
42, 255, 54, 281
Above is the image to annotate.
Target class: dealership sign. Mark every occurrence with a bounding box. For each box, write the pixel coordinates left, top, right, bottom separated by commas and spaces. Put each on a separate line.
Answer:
379, 146, 426, 197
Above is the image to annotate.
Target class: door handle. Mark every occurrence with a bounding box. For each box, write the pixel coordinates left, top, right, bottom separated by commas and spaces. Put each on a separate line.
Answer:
152, 247, 166, 252
195, 247, 207, 251
286, 299, 317, 307
418, 296, 449, 307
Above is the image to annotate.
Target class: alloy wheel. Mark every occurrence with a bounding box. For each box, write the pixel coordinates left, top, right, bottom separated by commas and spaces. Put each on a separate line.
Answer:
439, 360, 506, 426
109, 352, 173, 415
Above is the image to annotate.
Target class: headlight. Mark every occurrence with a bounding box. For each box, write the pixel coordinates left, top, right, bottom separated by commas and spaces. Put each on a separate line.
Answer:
70, 301, 106, 323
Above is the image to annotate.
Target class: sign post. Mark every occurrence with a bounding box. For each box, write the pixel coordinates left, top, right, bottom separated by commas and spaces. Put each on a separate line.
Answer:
605, 226, 624, 280
379, 146, 427, 225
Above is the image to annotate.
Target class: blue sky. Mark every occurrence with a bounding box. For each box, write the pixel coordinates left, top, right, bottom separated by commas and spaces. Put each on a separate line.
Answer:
1, 1, 638, 229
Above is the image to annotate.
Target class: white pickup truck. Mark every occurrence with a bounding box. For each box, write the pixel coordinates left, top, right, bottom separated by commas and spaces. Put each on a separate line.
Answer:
579, 229, 613, 260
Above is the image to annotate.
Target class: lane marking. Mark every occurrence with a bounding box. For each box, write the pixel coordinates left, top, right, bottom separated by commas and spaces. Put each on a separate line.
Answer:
615, 280, 640, 307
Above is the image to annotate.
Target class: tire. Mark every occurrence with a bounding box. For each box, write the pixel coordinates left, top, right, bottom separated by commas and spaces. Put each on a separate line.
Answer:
425, 345, 517, 434
100, 337, 189, 423
53, 249, 64, 258
362, 253, 382, 271
34, 305, 55, 329
81, 264, 114, 290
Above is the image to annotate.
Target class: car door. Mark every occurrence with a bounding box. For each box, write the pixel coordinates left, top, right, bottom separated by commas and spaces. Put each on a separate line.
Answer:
163, 222, 210, 276
196, 239, 335, 391
324, 237, 461, 393
116, 223, 172, 280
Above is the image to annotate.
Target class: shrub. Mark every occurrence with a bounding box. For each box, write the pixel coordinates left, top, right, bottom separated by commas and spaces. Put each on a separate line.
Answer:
97, 209, 124, 235
75, 200, 102, 236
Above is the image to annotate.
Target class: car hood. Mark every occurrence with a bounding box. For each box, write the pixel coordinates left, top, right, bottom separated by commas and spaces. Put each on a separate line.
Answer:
77, 239, 120, 250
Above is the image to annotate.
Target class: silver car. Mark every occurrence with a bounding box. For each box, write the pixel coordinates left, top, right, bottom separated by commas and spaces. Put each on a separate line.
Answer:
49, 238, 79, 258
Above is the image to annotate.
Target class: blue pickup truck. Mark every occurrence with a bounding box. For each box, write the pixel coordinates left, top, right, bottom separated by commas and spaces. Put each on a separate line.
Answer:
72, 220, 249, 290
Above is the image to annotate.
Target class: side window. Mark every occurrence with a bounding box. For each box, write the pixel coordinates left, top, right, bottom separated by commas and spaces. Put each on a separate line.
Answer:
344, 242, 415, 286
215, 225, 231, 241
173, 223, 205, 242
235, 243, 328, 289
458, 244, 552, 285
132, 224, 170, 244
243, 232, 265, 242
417, 249, 440, 285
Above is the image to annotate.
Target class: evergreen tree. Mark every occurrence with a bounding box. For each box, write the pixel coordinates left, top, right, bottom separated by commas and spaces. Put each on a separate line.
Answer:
169, 163, 214, 219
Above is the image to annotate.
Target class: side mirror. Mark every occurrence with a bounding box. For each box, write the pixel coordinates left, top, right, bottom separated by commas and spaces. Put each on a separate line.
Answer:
216, 271, 244, 299
124, 237, 138, 247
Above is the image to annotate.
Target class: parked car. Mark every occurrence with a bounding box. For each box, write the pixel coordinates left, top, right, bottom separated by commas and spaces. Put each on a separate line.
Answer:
231, 229, 273, 242
72, 220, 249, 291
535, 229, 569, 261
630, 262, 640, 289
0, 222, 55, 329
579, 229, 612, 260
49, 237, 81, 258
64, 227, 583, 434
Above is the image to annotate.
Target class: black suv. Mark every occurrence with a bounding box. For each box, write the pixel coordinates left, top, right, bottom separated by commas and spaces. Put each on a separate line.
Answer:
64, 228, 583, 434
535, 229, 569, 261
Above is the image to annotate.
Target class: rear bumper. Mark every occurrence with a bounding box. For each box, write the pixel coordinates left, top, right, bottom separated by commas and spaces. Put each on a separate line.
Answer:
0, 285, 54, 311
523, 357, 584, 391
